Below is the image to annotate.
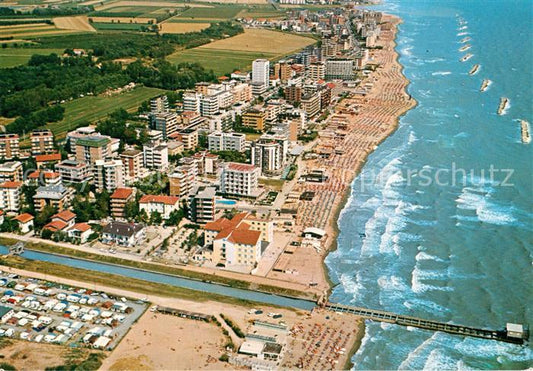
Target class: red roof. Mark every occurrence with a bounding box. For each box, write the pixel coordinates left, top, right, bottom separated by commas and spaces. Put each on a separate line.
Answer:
71, 222, 91, 232
0, 181, 22, 189
28, 171, 60, 179
52, 210, 76, 222
43, 220, 68, 232
205, 212, 248, 232
14, 213, 33, 223
111, 188, 134, 200
139, 195, 179, 205
35, 153, 61, 162
227, 163, 256, 172
229, 228, 261, 246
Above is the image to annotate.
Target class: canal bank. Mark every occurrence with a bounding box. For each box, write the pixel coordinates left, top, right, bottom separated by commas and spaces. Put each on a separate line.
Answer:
0, 245, 316, 311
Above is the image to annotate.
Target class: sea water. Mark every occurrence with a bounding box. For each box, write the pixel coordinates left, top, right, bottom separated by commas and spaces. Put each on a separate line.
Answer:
325, 0, 533, 369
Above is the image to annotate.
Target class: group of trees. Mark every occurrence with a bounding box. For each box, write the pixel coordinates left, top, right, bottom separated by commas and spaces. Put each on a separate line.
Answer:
96, 109, 149, 149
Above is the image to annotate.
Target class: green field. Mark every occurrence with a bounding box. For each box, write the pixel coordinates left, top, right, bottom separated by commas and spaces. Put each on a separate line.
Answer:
177, 5, 243, 20
167, 48, 274, 75
237, 7, 286, 19
49, 86, 165, 138
91, 22, 146, 31
0, 47, 64, 68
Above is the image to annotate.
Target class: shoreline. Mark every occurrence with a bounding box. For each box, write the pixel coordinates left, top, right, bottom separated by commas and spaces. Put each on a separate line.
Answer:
315, 13, 417, 363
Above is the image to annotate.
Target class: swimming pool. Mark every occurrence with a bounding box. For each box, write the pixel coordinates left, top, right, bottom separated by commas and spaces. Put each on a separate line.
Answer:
216, 199, 237, 206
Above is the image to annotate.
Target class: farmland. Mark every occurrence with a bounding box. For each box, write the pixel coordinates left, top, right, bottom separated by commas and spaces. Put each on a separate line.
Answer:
158, 22, 210, 34
168, 48, 271, 75
0, 47, 64, 68
167, 28, 315, 75
175, 5, 243, 20
53, 15, 95, 32
0, 22, 85, 38
198, 28, 315, 54
49, 86, 165, 139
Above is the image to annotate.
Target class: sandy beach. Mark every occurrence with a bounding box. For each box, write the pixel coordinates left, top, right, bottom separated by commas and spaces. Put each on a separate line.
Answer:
270, 14, 417, 298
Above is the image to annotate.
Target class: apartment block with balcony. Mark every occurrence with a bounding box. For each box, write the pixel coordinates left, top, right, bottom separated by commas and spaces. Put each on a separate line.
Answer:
75, 135, 111, 165
110, 187, 134, 219
0, 181, 22, 212
143, 142, 168, 170
30, 129, 54, 155
152, 112, 178, 140
208, 132, 246, 152
54, 160, 92, 184
188, 186, 216, 224
94, 159, 124, 192
33, 184, 72, 212
0, 134, 20, 160
120, 149, 143, 183
242, 109, 266, 131
0, 161, 23, 183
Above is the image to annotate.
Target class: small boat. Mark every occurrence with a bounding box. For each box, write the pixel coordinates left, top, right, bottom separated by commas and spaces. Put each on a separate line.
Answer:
460, 53, 473, 62
459, 44, 471, 52
520, 120, 531, 144
480, 79, 492, 92
469, 64, 480, 75
458, 25, 468, 31
497, 97, 509, 115
460, 37, 471, 43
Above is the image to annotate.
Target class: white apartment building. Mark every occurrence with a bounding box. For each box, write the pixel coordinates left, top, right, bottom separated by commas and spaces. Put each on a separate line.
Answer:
143, 142, 168, 170
30, 129, 54, 155
200, 94, 220, 116
208, 132, 246, 152
150, 95, 169, 114
94, 159, 124, 192
251, 134, 288, 174
0, 161, 23, 183
220, 162, 260, 197
183, 91, 201, 113
139, 195, 180, 219
252, 59, 270, 88
0, 181, 22, 212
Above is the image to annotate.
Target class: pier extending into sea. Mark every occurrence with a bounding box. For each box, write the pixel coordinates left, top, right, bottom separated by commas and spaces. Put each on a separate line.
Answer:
325, 302, 529, 345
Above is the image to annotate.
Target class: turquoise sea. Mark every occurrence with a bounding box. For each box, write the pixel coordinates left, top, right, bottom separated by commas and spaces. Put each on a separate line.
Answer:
326, 0, 533, 369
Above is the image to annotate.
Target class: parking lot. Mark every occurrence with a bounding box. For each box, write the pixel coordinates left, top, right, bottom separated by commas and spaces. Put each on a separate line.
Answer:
0, 271, 147, 350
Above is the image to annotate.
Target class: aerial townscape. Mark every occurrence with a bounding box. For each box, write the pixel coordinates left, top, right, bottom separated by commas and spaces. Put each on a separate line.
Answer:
0, 0, 530, 369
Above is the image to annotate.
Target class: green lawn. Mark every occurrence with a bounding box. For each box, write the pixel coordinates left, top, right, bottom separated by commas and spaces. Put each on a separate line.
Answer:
49, 86, 165, 138
0, 47, 64, 68
167, 48, 275, 75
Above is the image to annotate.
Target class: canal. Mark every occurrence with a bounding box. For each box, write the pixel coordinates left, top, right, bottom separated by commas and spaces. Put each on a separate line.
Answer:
0, 246, 316, 311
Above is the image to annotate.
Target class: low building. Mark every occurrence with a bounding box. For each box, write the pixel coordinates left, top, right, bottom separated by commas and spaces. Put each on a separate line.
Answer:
139, 195, 180, 220
110, 188, 134, 219
68, 223, 92, 243
35, 153, 62, 170
51, 210, 76, 229
26, 171, 61, 186
0, 181, 22, 212
14, 213, 34, 234
102, 221, 145, 248
33, 184, 72, 212
0, 161, 23, 183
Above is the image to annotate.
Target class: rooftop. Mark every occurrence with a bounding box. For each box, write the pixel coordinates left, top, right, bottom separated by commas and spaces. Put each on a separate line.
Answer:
111, 188, 134, 200
14, 213, 34, 223
226, 162, 257, 172
139, 195, 179, 205
103, 221, 144, 237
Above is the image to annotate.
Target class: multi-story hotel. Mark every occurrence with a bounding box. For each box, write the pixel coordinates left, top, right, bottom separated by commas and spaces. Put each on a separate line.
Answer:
75, 135, 111, 164
152, 112, 178, 140
220, 162, 260, 197
55, 160, 93, 184
242, 109, 267, 131
188, 186, 216, 224
143, 141, 168, 170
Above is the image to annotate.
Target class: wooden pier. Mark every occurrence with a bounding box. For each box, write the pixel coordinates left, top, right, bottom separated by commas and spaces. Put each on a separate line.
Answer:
325, 302, 529, 345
